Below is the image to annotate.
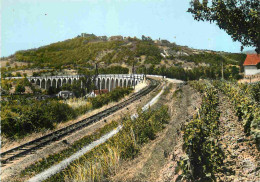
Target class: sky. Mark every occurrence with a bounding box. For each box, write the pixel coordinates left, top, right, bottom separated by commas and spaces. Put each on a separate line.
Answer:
0, 0, 255, 57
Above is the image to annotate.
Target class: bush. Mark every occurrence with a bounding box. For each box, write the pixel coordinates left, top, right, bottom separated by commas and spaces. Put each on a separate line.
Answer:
1, 100, 76, 138
89, 87, 132, 109
181, 81, 224, 180
45, 106, 169, 181
15, 84, 25, 93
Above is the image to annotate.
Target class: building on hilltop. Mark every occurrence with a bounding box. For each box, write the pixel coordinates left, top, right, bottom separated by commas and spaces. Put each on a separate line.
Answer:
154, 39, 162, 44
109, 35, 123, 41
81, 33, 96, 38
243, 54, 260, 75
98, 36, 108, 41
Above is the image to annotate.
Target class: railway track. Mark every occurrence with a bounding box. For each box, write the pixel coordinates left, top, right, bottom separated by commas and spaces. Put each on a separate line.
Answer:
1, 78, 160, 165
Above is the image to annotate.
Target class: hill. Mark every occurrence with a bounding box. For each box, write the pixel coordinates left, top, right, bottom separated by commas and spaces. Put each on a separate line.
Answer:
1, 34, 247, 80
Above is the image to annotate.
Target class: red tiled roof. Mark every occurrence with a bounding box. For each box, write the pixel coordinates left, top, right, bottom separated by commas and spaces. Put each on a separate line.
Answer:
243, 54, 260, 66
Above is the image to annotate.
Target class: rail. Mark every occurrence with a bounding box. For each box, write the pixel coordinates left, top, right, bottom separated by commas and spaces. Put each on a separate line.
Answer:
0, 78, 160, 165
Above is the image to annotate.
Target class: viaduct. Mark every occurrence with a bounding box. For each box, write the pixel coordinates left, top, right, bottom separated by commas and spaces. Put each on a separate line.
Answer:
7, 74, 145, 92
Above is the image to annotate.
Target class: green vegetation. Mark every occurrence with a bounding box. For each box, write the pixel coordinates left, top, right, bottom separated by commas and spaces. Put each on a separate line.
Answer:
179, 52, 246, 66
48, 78, 90, 97
136, 41, 162, 64
15, 38, 123, 68
1, 34, 246, 82
179, 81, 224, 181
188, 0, 260, 53
78, 66, 129, 75
15, 84, 25, 93
20, 121, 119, 178
1, 78, 39, 95
89, 87, 133, 109
1, 87, 132, 139
212, 81, 260, 149
45, 106, 169, 181
1, 99, 76, 138
240, 82, 260, 103
179, 80, 260, 181
138, 62, 241, 81
12, 38, 159, 68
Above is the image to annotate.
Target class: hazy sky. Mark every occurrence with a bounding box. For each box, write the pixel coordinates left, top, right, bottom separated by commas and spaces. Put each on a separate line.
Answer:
1, 0, 254, 57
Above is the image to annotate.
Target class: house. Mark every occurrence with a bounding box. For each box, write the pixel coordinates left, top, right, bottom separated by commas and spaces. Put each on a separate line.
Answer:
243, 54, 260, 75
57, 91, 74, 99
98, 36, 108, 41
154, 40, 162, 45
81, 33, 96, 38
109, 36, 123, 41
93, 89, 109, 96
84, 89, 109, 98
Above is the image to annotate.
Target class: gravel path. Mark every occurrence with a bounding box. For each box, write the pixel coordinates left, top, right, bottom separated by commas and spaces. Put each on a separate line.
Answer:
216, 93, 259, 182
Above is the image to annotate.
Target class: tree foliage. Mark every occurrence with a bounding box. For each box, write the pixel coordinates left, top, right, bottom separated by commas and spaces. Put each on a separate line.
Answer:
1, 87, 132, 139
188, 0, 260, 53
15, 84, 25, 93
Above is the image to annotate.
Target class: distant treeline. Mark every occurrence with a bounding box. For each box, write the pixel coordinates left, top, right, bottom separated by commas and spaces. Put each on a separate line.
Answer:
138, 64, 241, 81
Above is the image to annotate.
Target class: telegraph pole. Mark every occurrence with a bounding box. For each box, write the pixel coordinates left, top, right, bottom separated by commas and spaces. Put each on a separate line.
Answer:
144, 66, 147, 82
95, 63, 100, 94
221, 61, 224, 80
132, 63, 135, 89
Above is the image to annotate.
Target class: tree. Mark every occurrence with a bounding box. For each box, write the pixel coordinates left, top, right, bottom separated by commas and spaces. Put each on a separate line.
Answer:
47, 86, 56, 95
15, 84, 25, 94
257, 62, 260, 69
188, 0, 260, 53
16, 72, 22, 77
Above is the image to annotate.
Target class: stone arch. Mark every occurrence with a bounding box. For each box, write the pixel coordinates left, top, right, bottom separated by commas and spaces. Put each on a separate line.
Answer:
135, 80, 138, 85
73, 78, 77, 84
62, 78, 66, 86
115, 79, 119, 88
110, 78, 114, 91
127, 79, 131, 87
101, 78, 106, 89
31, 79, 35, 84
120, 79, 123, 87
123, 79, 127, 87
57, 79, 62, 88
46, 79, 51, 89
41, 79, 46, 89
52, 79, 57, 88
106, 78, 110, 91
36, 79, 40, 86
68, 78, 72, 85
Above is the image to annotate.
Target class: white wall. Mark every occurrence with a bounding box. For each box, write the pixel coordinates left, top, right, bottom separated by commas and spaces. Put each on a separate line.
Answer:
244, 66, 260, 75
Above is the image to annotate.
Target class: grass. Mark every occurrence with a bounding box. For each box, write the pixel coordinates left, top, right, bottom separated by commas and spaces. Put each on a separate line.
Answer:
20, 121, 119, 179
44, 106, 169, 182
63, 98, 92, 109
163, 83, 173, 96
